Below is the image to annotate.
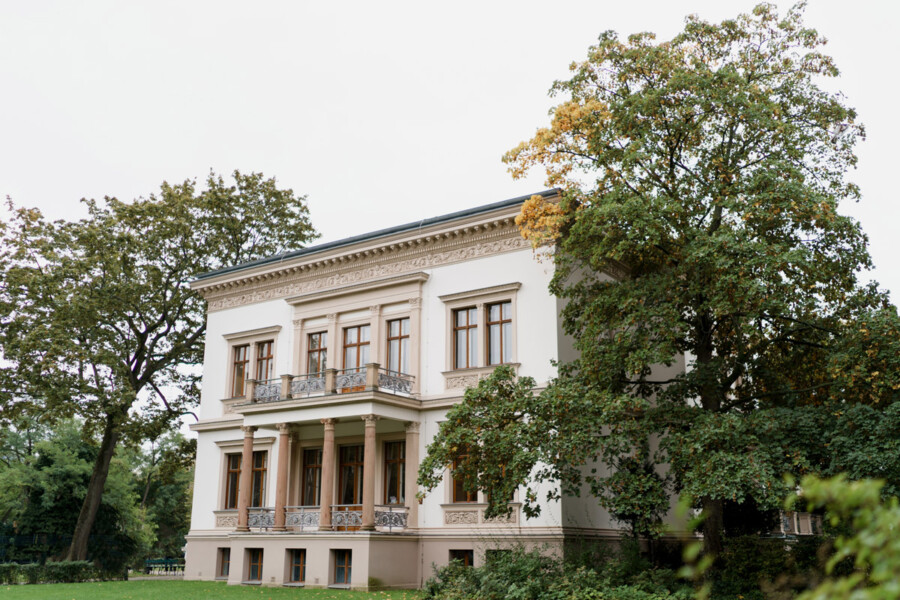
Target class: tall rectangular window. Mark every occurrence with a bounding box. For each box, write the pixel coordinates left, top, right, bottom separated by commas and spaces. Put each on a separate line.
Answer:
307, 332, 327, 374
334, 549, 352, 585
386, 318, 410, 374
487, 301, 512, 365
289, 549, 306, 583
218, 548, 231, 578
232, 345, 249, 397
224, 454, 241, 509
453, 308, 478, 369
250, 450, 267, 507
452, 454, 477, 503
383, 441, 405, 504
255, 340, 274, 381
338, 445, 364, 505
247, 548, 263, 582
302, 448, 322, 506
343, 325, 370, 371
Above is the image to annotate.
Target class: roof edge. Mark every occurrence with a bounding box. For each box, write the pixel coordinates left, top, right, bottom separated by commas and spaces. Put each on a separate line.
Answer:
193, 188, 558, 283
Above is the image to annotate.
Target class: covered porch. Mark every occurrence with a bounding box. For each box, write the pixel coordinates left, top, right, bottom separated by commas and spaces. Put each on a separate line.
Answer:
219, 409, 421, 535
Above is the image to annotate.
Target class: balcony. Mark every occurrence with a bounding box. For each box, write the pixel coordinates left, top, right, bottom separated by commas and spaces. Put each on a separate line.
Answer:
239, 505, 410, 534
246, 363, 415, 405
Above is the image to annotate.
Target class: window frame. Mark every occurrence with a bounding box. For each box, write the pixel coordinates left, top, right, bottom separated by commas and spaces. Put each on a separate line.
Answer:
333, 549, 352, 585
247, 548, 263, 582
301, 447, 323, 506
386, 317, 411, 374
224, 453, 241, 509
451, 307, 479, 370
306, 331, 328, 375
231, 344, 250, 398
254, 339, 274, 382
342, 324, 371, 372
486, 301, 513, 366
449, 549, 474, 567
223, 325, 282, 404
383, 440, 406, 505
288, 549, 306, 584
451, 454, 478, 504
250, 450, 267, 508
217, 548, 231, 579
439, 283, 521, 378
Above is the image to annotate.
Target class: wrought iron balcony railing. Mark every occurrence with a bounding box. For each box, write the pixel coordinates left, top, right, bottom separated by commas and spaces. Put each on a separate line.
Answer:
374, 504, 409, 532
244, 363, 415, 404
285, 506, 320, 531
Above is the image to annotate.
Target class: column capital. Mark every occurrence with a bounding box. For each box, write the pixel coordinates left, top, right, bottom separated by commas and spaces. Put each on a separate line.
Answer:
409, 297, 422, 308
276, 422, 291, 434
362, 414, 380, 427
326, 313, 338, 322
369, 304, 381, 315
321, 417, 336, 429
405, 421, 420, 434
241, 425, 257, 436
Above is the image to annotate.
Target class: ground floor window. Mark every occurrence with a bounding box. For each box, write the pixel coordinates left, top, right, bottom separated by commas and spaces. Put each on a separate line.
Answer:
449, 549, 474, 567
289, 549, 306, 583
217, 548, 230, 578
247, 548, 263, 582
334, 549, 352, 585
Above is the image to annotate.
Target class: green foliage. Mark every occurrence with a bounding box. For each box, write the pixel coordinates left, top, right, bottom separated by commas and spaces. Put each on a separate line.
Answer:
423, 546, 691, 600
793, 475, 900, 600
0, 561, 96, 584
418, 365, 542, 520
0, 170, 316, 558
493, 2, 900, 555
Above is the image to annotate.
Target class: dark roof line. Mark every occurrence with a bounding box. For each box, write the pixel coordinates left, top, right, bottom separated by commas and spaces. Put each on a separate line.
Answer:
194, 189, 558, 282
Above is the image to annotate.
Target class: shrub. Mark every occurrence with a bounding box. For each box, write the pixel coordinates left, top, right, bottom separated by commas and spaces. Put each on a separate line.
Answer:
0, 563, 19, 584
42, 561, 95, 583
424, 546, 692, 600
18, 563, 43, 585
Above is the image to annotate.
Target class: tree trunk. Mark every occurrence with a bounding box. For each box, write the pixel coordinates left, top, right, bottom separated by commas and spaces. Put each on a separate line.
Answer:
701, 496, 724, 558
66, 415, 120, 561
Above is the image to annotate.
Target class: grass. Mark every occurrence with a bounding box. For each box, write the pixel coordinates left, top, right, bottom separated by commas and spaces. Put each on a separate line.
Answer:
0, 580, 423, 600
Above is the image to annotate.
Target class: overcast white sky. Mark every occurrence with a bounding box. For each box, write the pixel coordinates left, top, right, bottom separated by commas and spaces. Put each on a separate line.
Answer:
1, 1, 897, 300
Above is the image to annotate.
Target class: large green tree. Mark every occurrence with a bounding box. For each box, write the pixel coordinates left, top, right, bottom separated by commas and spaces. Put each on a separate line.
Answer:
0, 170, 317, 560
421, 3, 900, 557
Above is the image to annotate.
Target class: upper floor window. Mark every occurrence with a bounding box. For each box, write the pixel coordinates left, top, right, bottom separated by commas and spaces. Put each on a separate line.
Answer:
487, 302, 512, 365
307, 332, 327, 374
453, 308, 478, 369
386, 318, 410, 374
255, 340, 274, 381
232, 345, 249, 397
343, 325, 370, 371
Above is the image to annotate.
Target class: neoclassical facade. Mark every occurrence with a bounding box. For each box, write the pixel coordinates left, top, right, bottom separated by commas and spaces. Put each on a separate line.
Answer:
183, 190, 629, 589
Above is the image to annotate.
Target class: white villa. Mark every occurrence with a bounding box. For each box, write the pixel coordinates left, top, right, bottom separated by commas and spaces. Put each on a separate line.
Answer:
182, 190, 658, 589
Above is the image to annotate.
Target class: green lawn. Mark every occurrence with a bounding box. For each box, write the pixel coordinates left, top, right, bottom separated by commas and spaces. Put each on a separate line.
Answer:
0, 580, 423, 600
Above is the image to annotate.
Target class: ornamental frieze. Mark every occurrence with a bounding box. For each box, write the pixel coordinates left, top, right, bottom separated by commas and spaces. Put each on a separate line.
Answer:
204, 233, 530, 312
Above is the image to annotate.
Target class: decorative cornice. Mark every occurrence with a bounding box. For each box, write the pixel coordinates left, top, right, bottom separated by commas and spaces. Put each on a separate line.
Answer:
438, 282, 522, 303
199, 218, 528, 312
222, 325, 282, 341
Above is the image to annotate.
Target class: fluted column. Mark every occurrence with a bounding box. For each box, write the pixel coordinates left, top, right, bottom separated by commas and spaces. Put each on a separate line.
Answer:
318, 418, 336, 530
361, 414, 379, 531
273, 423, 291, 531
236, 425, 256, 531
405, 421, 420, 529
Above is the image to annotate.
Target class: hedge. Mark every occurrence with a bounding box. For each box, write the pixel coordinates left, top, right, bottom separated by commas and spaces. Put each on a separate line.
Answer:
0, 561, 97, 584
